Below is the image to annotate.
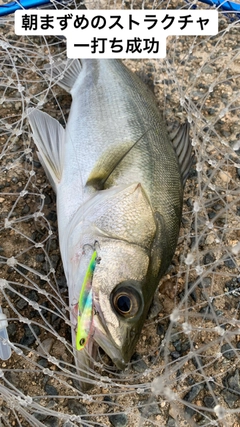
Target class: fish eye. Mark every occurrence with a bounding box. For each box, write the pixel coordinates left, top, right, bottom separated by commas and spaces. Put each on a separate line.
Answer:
111, 281, 142, 319
117, 294, 132, 313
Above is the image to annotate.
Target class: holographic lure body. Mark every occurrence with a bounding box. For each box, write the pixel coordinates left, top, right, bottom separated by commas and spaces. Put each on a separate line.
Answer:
76, 250, 98, 350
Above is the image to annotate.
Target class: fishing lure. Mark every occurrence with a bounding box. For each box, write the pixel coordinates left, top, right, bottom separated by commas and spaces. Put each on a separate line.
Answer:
76, 250, 98, 351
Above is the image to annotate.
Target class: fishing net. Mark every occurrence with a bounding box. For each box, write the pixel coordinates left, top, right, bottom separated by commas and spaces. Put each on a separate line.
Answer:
0, 0, 240, 426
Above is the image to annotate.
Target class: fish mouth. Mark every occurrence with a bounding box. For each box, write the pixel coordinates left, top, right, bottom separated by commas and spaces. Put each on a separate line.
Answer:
91, 321, 128, 370
72, 332, 99, 391
72, 322, 127, 392
71, 308, 129, 390
89, 302, 140, 370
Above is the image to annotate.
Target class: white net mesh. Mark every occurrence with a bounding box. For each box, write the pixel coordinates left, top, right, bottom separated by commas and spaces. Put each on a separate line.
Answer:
0, 1, 240, 426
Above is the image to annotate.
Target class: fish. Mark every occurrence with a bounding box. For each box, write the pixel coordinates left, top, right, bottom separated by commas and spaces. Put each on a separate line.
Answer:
28, 59, 192, 388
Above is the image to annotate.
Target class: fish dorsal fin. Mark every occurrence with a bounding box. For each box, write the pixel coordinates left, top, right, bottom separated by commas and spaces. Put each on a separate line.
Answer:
45, 59, 82, 93
86, 141, 134, 190
169, 122, 192, 186
28, 108, 65, 192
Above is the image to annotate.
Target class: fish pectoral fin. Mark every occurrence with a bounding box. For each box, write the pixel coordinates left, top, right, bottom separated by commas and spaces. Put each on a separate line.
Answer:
86, 141, 136, 190
28, 108, 65, 191
169, 122, 193, 186
86, 128, 153, 190
45, 59, 82, 93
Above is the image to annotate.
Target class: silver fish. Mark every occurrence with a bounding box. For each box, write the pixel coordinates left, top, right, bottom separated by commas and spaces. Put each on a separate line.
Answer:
28, 59, 191, 387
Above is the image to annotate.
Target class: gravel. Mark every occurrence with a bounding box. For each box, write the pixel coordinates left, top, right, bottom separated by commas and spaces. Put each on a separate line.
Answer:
0, 2, 240, 426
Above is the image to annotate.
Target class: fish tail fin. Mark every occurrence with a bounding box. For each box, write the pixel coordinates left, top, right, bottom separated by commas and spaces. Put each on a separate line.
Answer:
45, 59, 82, 93
28, 108, 65, 192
